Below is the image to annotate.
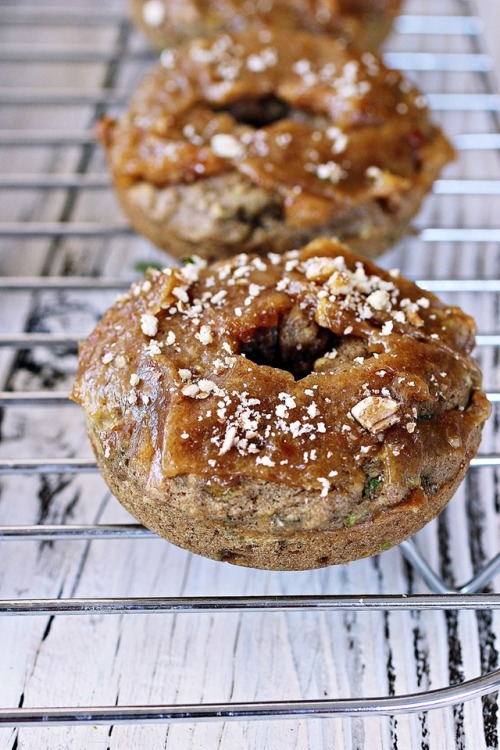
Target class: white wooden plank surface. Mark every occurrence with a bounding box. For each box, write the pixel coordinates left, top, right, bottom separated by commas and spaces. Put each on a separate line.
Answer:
1, 0, 500, 748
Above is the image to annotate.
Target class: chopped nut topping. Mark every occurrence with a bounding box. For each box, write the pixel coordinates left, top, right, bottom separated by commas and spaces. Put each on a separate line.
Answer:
172, 287, 189, 304
147, 340, 162, 356
181, 383, 200, 398
317, 478, 330, 497
246, 47, 278, 73
327, 270, 351, 294
351, 396, 400, 434
115, 355, 126, 369
255, 455, 276, 467
210, 133, 245, 159
278, 392, 297, 409
140, 313, 159, 337
219, 424, 237, 455
198, 379, 218, 394
366, 289, 390, 311
304, 256, 343, 282
313, 161, 347, 183
195, 325, 214, 345
142, 0, 166, 27
326, 126, 348, 154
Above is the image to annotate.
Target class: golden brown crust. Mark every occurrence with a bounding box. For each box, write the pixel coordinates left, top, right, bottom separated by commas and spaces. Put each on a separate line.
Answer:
98, 28, 454, 261
130, 0, 403, 52
71, 239, 490, 570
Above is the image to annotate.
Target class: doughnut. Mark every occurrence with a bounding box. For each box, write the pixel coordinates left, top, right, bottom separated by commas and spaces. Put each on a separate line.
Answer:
71, 238, 490, 570
130, 0, 403, 52
98, 29, 454, 262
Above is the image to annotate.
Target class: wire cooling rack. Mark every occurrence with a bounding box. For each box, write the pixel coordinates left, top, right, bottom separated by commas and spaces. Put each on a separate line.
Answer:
1, 0, 500, 745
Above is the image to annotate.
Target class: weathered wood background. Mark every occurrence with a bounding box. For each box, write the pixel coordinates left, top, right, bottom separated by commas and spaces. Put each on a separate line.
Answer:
1, 0, 500, 747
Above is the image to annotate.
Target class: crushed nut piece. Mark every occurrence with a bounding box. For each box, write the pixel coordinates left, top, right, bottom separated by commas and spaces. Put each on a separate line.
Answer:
195, 325, 213, 345
210, 133, 245, 159
351, 396, 400, 433
303, 256, 342, 282
142, 0, 166, 26
366, 289, 390, 311
140, 313, 159, 337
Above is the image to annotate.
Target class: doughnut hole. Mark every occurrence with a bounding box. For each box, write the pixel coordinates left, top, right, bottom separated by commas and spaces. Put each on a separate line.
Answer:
224, 96, 328, 132
240, 304, 339, 379
225, 95, 291, 128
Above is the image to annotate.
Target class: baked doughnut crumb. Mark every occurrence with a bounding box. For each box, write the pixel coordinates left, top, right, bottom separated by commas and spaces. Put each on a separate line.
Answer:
71, 238, 490, 570
98, 28, 455, 262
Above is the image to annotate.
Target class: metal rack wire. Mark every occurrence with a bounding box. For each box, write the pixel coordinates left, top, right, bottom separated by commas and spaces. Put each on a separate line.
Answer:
1, 0, 500, 742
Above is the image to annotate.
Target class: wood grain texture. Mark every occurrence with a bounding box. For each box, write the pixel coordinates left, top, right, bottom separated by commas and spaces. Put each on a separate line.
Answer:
1, 0, 500, 748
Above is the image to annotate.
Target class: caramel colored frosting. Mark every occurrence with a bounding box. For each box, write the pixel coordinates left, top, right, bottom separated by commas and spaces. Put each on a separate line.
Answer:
98, 29, 454, 229
136, 0, 403, 50
72, 239, 490, 504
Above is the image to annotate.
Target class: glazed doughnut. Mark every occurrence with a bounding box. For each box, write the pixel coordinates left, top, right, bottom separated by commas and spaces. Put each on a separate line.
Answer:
130, 0, 403, 52
71, 238, 490, 570
98, 29, 454, 262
